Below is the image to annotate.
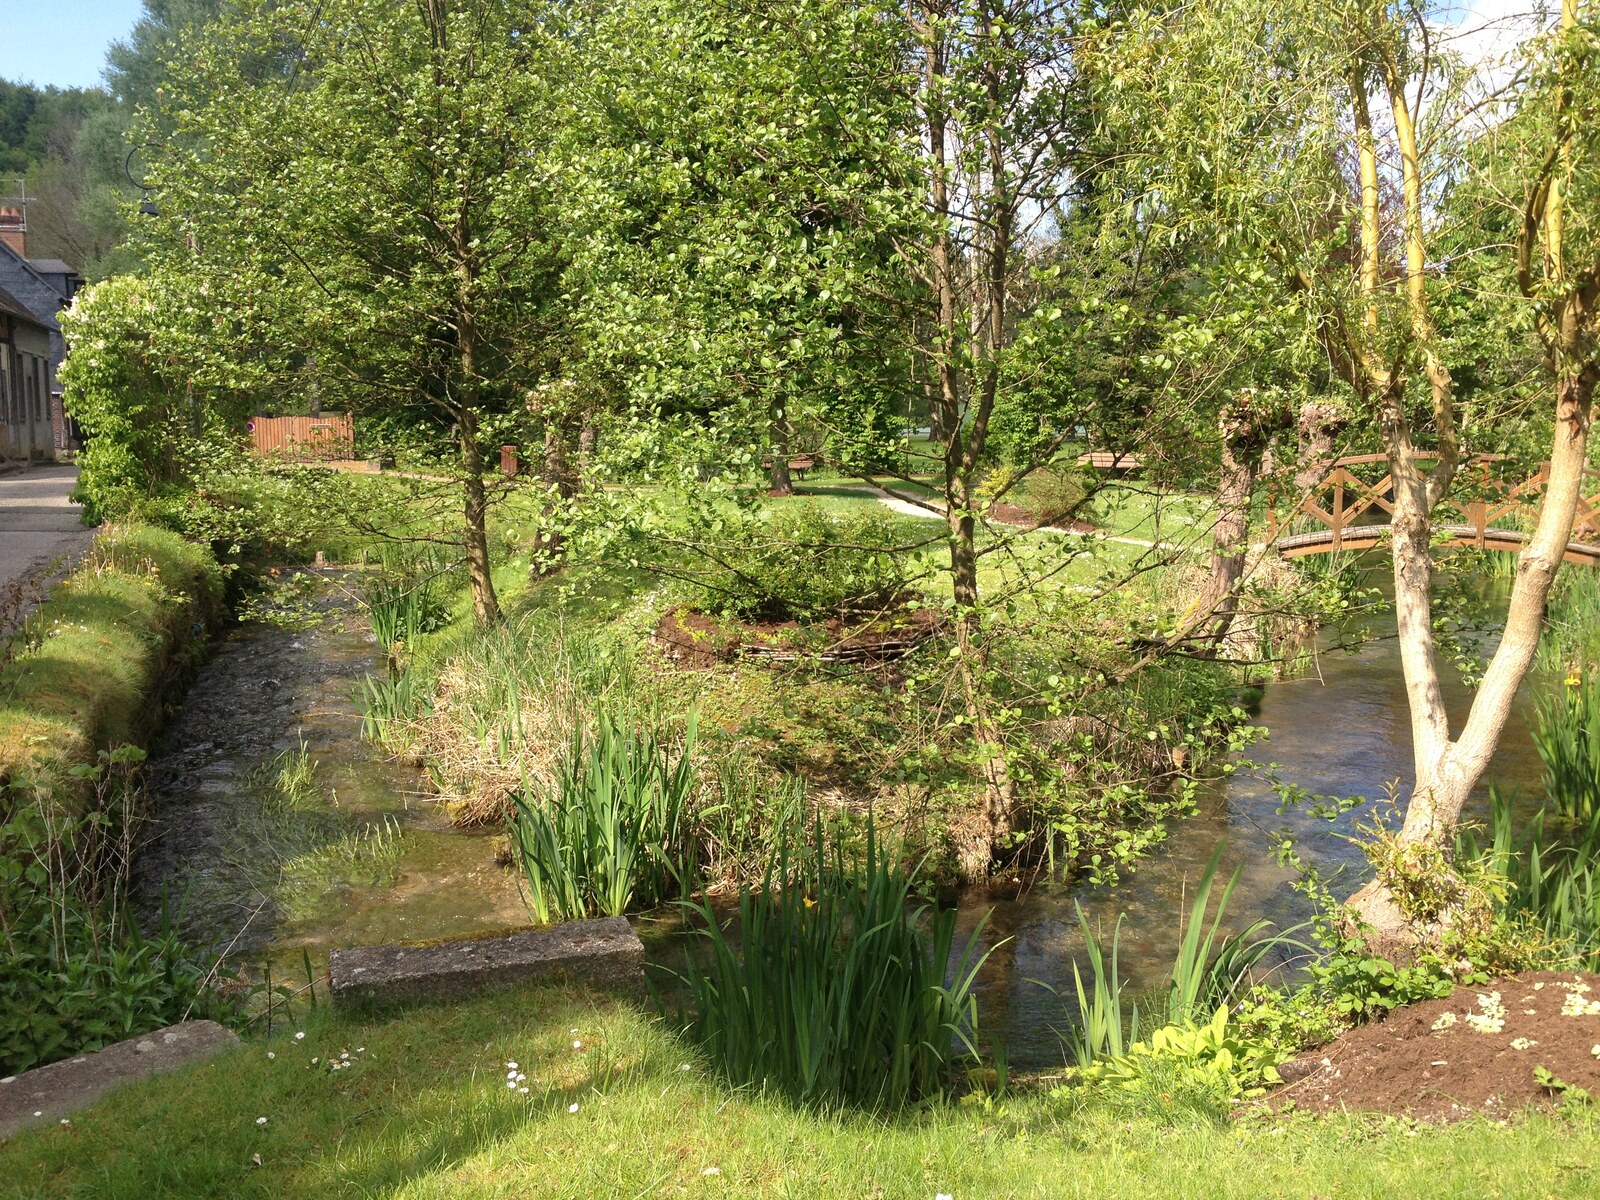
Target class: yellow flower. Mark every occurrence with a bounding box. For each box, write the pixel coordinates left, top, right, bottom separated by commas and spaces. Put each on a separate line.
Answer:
802, 897, 817, 909
1565, 670, 1582, 689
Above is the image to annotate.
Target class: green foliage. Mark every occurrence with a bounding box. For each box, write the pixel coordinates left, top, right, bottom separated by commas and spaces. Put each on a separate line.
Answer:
1305, 938, 1463, 1021
1072, 1005, 1287, 1103
672, 819, 990, 1110
509, 713, 697, 923
683, 502, 923, 622
59, 274, 273, 526
0, 748, 231, 1075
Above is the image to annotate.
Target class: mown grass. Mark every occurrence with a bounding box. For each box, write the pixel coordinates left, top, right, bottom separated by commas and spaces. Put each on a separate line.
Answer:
1, 982, 1596, 1199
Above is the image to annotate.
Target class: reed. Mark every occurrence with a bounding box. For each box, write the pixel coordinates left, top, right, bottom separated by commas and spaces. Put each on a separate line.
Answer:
508, 711, 697, 922
1461, 786, 1600, 969
673, 819, 990, 1109
1531, 665, 1600, 822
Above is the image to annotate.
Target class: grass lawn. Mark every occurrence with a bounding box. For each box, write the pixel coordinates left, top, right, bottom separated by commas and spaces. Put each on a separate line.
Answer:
3, 984, 1596, 1199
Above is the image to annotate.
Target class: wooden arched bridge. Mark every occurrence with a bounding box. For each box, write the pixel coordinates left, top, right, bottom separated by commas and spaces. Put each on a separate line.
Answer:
1268, 454, 1600, 566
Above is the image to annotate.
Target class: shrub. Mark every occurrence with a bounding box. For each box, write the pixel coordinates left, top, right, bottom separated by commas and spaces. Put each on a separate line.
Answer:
509, 712, 697, 922
686, 503, 921, 622
673, 820, 990, 1109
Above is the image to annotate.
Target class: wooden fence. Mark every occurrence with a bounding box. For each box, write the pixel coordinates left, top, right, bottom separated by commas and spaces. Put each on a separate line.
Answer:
247, 414, 356, 463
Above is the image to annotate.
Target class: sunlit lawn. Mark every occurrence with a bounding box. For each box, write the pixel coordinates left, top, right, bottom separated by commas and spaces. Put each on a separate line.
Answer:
2, 984, 1595, 1199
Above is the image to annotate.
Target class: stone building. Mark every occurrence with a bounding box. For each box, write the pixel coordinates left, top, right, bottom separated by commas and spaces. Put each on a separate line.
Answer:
0, 205, 85, 459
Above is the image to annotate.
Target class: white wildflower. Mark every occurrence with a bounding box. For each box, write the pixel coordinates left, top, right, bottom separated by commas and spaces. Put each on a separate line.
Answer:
1509, 1038, 1537, 1050
256, 1117, 268, 1126
1431, 1013, 1457, 1031
702, 1167, 721, 1176
294, 1032, 305, 1041
572, 1040, 583, 1050
568, 1103, 580, 1114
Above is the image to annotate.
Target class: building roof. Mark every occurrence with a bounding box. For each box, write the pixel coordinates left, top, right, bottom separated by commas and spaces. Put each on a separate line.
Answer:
0, 281, 50, 330
0, 241, 64, 333
25, 258, 77, 276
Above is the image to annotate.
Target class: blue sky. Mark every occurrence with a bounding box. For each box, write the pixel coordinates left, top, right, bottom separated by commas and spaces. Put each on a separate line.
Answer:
0, 0, 144, 90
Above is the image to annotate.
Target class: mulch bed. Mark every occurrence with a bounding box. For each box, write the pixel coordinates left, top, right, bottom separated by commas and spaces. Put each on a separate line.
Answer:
653, 605, 943, 669
987, 501, 1097, 533
1275, 971, 1600, 1120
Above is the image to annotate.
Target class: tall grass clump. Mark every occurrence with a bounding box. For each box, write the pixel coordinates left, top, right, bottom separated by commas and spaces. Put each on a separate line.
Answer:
1531, 665, 1600, 822
1461, 787, 1600, 969
674, 820, 990, 1109
509, 712, 696, 923
1056, 842, 1303, 1067
420, 619, 639, 825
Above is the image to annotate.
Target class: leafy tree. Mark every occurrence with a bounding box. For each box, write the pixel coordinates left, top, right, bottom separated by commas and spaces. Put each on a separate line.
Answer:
140, 0, 576, 623
1094, 0, 1600, 947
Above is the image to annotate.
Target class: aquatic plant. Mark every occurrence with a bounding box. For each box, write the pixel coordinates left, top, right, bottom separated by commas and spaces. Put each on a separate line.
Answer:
1531, 662, 1600, 822
1461, 786, 1600, 970
508, 712, 696, 922
276, 817, 406, 924
672, 819, 990, 1109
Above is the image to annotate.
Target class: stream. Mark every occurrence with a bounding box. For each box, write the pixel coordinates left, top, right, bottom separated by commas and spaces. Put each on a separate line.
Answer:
133, 571, 1546, 1068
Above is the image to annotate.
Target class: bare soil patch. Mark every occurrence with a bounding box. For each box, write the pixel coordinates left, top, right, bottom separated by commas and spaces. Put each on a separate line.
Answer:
1276, 971, 1600, 1120
987, 501, 1097, 533
653, 605, 943, 669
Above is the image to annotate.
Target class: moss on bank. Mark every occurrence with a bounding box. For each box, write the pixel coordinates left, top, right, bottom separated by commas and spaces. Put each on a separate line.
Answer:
0, 524, 223, 802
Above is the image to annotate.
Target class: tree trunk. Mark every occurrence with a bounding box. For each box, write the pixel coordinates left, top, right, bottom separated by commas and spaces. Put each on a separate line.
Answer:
767, 397, 793, 495
1293, 399, 1342, 495
458, 406, 500, 625
1190, 401, 1263, 652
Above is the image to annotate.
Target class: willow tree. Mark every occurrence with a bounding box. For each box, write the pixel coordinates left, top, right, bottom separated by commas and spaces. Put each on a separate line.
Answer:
1096, 0, 1600, 947
143, 0, 573, 623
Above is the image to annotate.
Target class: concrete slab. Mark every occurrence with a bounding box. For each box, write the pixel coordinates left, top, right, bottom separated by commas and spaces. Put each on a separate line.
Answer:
330, 917, 646, 1008
0, 1021, 240, 1140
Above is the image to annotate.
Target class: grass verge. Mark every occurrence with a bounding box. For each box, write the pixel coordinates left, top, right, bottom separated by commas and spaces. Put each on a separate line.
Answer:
1, 983, 1596, 1199
0, 523, 222, 799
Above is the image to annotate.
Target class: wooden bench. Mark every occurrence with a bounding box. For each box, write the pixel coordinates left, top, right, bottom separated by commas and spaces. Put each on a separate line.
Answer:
1076, 451, 1142, 473
760, 455, 817, 481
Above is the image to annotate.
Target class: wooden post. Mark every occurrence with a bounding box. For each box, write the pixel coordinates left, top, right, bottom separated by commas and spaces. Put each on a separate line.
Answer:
501, 445, 518, 477
1332, 475, 1344, 551
1469, 500, 1486, 548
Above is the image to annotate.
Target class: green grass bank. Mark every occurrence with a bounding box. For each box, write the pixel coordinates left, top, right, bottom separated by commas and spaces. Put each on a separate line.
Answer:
0, 523, 223, 800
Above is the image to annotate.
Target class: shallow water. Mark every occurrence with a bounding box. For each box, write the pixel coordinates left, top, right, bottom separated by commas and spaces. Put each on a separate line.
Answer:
951, 617, 1547, 1067
132, 575, 526, 971
133, 572, 1549, 1069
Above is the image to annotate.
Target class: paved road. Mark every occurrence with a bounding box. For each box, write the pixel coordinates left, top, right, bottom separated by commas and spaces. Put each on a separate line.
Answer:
0, 463, 93, 608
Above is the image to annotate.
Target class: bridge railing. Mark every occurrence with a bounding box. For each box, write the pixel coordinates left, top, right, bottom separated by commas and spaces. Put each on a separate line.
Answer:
1266, 454, 1600, 556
